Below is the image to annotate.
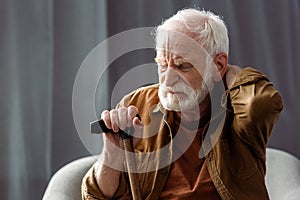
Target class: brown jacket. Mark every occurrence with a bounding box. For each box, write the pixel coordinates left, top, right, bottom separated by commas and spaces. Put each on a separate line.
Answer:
82, 67, 283, 200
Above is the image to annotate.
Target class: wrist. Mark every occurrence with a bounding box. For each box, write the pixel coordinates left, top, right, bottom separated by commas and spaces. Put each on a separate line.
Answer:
99, 148, 125, 170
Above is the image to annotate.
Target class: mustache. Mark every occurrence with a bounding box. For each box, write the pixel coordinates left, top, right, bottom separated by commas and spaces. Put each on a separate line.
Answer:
159, 82, 192, 93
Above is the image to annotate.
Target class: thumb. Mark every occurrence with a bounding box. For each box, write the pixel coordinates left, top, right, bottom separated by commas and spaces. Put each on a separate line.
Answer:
132, 116, 143, 138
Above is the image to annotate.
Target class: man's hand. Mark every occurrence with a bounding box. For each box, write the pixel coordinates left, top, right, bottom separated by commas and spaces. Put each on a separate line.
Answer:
226, 64, 242, 89
101, 105, 144, 152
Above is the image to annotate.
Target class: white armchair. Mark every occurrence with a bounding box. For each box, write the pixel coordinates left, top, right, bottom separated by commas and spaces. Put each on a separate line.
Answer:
43, 156, 96, 200
43, 148, 300, 200
265, 148, 300, 200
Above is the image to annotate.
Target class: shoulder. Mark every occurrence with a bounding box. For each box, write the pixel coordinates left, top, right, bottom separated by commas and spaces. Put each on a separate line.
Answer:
229, 66, 270, 90
229, 67, 283, 119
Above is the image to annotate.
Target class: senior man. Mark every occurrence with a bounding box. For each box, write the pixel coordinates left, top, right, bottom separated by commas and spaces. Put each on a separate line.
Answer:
82, 8, 283, 200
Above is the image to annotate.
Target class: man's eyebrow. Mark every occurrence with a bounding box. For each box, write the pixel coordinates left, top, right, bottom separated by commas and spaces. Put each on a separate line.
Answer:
154, 57, 166, 64
154, 57, 162, 62
173, 57, 184, 66
174, 57, 192, 65
154, 57, 191, 66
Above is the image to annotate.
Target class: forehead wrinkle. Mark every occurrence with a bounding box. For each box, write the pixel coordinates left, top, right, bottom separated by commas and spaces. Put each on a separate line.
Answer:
156, 28, 212, 71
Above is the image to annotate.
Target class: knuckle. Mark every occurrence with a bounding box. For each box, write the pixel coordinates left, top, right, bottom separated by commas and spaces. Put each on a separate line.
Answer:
118, 106, 127, 112
101, 110, 111, 128
110, 110, 119, 125
101, 110, 110, 118
110, 109, 118, 117
128, 106, 138, 116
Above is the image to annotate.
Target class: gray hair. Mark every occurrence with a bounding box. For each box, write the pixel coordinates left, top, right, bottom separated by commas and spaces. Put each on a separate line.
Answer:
153, 8, 229, 56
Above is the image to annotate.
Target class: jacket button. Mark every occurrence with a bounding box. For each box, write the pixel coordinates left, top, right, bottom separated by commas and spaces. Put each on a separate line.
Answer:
160, 168, 168, 175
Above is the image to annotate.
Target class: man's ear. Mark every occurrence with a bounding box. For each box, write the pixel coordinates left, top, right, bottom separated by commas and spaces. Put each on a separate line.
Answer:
212, 52, 228, 82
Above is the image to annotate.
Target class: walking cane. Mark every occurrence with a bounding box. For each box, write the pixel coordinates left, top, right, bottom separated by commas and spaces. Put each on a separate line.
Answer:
90, 116, 142, 200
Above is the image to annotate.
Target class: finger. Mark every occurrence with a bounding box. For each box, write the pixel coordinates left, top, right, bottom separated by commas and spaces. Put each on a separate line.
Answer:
127, 105, 138, 127
101, 110, 112, 130
118, 107, 128, 130
132, 116, 144, 138
110, 109, 119, 133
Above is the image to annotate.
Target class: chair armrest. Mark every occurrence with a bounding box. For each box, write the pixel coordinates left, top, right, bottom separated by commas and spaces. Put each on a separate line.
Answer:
43, 156, 96, 200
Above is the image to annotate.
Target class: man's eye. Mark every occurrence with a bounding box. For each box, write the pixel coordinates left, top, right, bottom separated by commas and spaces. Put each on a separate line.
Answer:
178, 63, 193, 72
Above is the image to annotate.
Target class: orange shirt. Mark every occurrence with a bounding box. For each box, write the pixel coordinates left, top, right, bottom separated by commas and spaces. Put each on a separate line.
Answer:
160, 114, 221, 200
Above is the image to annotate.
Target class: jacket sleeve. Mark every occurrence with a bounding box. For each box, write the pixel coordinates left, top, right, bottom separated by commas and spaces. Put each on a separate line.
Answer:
229, 70, 283, 157
81, 164, 131, 200
81, 164, 107, 200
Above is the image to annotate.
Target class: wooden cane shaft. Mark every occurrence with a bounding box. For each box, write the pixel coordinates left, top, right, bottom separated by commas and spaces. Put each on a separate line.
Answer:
122, 138, 142, 200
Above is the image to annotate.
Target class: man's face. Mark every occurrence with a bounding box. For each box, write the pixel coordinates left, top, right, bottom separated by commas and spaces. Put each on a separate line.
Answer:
155, 50, 213, 112
155, 28, 216, 112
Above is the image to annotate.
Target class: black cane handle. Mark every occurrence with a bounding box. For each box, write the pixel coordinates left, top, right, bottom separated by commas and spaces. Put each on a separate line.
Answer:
90, 114, 141, 140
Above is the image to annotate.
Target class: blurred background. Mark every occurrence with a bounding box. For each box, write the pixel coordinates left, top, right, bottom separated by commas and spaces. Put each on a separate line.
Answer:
0, 0, 299, 199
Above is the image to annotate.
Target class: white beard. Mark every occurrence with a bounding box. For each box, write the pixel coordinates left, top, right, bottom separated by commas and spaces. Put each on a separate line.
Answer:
158, 71, 213, 112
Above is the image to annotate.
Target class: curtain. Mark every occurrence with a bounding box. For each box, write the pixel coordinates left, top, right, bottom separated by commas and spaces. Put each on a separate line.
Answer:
0, 0, 53, 199
0, 0, 107, 199
0, 0, 299, 200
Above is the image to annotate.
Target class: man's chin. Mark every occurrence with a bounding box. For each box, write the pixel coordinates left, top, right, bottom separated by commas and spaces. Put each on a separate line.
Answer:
160, 99, 198, 112
158, 89, 198, 111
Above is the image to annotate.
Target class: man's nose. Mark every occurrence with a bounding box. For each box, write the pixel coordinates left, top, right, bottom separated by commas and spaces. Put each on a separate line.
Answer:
164, 65, 179, 87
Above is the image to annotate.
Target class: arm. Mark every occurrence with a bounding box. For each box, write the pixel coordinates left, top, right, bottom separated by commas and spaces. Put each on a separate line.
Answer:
82, 106, 143, 199
228, 67, 283, 157
81, 128, 124, 200
93, 136, 123, 198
